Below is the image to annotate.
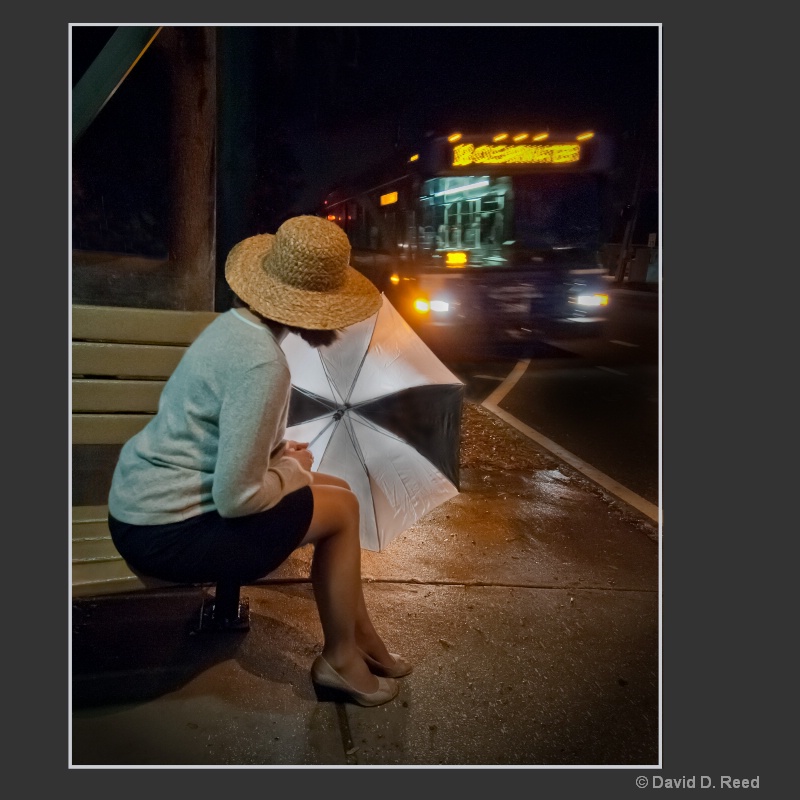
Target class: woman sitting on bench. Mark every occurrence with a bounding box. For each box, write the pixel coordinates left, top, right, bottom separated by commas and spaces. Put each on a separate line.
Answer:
107, 216, 411, 707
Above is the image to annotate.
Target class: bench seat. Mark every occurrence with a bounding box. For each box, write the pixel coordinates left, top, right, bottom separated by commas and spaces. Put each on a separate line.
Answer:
71, 305, 248, 629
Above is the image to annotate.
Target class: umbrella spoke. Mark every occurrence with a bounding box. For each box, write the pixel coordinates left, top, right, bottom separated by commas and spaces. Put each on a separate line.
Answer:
341, 413, 370, 475
319, 357, 348, 406
307, 415, 339, 448
342, 337, 373, 406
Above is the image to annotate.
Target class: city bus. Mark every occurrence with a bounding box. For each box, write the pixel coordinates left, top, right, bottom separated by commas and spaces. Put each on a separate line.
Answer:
322, 129, 614, 355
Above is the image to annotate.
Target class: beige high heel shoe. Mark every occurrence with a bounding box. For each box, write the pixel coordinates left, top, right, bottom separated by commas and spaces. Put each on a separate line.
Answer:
361, 651, 413, 679
311, 656, 399, 707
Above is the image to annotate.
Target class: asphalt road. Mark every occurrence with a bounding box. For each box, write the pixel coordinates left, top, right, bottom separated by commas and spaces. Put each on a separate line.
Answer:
445, 288, 660, 515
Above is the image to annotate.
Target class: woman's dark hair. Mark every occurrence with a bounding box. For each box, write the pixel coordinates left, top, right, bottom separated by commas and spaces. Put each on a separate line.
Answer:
231, 294, 339, 348
285, 325, 339, 349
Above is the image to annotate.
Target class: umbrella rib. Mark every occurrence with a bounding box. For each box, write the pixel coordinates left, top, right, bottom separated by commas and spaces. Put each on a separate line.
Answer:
319, 356, 347, 406
342, 413, 380, 545
307, 416, 339, 447
342, 414, 369, 477
293, 385, 337, 407
342, 329, 375, 405
347, 411, 406, 443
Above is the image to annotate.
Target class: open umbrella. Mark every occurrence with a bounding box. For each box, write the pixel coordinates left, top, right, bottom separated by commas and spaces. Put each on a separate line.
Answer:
282, 294, 464, 551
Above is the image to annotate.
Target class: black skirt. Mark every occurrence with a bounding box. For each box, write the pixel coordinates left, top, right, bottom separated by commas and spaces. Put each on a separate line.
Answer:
108, 486, 314, 584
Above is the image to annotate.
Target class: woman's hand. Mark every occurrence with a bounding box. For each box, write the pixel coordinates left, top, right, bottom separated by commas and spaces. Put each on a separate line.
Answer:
284, 440, 314, 471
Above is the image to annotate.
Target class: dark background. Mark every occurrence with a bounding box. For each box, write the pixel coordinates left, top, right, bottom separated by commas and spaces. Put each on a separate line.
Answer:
71, 25, 658, 256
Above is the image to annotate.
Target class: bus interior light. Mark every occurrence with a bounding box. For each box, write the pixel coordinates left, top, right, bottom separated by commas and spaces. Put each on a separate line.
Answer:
389, 273, 400, 285
434, 179, 489, 197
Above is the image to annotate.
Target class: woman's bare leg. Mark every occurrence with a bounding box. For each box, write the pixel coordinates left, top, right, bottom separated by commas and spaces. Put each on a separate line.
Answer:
298, 479, 386, 692
309, 473, 394, 664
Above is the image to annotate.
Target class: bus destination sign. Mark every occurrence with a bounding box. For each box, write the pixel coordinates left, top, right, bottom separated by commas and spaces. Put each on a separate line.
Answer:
452, 142, 581, 167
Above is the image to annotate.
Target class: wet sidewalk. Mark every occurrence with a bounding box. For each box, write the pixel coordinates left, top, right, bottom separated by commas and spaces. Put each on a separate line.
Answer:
70, 401, 660, 767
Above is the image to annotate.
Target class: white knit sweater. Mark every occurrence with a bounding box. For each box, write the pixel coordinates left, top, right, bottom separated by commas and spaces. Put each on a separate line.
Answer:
108, 308, 313, 525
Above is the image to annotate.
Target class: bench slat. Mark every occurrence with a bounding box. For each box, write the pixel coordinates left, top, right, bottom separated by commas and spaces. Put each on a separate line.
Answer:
72, 504, 112, 522
72, 304, 218, 345
72, 341, 186, 379
72, 561, 154, 595
72, 379, 166, 413
71, 504, 181, 595
73, 414, 152, 444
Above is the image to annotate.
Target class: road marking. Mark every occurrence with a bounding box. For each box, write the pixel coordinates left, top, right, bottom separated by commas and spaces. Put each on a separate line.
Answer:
610, 339, 639, 348
481, 359, 661, 525
483, 358, 530, 406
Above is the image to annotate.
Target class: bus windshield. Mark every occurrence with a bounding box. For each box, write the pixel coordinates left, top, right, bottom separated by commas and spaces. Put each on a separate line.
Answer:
417, 172, 603, 267
511, 173, 602, 250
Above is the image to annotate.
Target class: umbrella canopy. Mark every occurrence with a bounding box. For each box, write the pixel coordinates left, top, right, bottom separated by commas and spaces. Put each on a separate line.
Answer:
282, 294, 464, 551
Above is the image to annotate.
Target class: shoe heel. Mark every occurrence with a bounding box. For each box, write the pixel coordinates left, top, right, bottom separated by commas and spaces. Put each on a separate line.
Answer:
313, 681, 348, 703
310, 655, 399, 706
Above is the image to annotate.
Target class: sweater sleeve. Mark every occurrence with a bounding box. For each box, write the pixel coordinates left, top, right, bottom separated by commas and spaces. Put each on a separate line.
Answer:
212, 357, 312, 517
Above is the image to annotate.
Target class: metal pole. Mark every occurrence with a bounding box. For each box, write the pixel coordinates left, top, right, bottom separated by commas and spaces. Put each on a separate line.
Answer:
614, 145, 645, 284
72, 26, 162, 145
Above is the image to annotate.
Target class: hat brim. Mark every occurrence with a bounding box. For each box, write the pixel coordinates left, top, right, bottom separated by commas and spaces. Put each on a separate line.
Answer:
225, 233, 382, 330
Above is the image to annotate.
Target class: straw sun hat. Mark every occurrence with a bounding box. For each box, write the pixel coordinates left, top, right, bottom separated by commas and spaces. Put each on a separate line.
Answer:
225, 215, 382, 330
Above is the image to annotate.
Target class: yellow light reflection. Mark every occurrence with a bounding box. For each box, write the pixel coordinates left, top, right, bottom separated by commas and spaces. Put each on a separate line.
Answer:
576, 131, 595, 141
389, 273, 400, 285
447, 133, 462, 143
513, 133, 528, 142
445, 251, 468, 267
532, 132, 549, 141
492, 133, 508, 142
409, 153, 419, 162
380, 191, 398, 206
413, 298, 430, 313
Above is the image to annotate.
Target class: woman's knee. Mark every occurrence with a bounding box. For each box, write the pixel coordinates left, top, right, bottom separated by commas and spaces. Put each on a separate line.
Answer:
313, 472, 351, 491
303, 484, 360, 543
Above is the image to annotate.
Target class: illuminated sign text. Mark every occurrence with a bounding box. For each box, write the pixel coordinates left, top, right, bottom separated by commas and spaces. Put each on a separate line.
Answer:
452, 142, 581, 167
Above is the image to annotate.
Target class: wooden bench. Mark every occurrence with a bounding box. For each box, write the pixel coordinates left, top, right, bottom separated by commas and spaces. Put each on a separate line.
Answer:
71, 304, 251, 630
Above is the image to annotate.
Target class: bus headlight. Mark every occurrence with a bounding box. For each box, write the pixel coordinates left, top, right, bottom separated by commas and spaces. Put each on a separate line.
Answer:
573, 293, 609, 307
413, 297, 450, 314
